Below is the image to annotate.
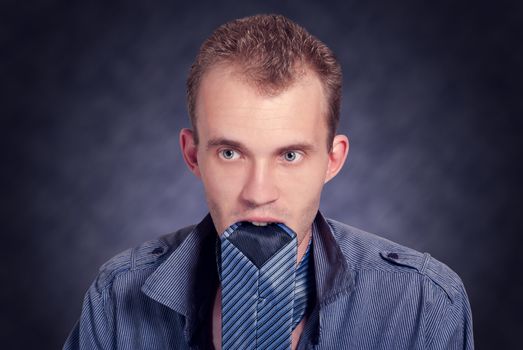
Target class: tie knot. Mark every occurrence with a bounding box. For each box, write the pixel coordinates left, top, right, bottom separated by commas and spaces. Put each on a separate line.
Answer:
224, 222, 295, 268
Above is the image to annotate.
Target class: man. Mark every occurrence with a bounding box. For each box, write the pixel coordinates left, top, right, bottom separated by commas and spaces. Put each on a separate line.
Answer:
64, 14, 474, 349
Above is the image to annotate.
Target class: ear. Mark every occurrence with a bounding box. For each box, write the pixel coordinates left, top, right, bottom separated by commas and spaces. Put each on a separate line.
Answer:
324, 134, 349, 183
179, 128, 201, 178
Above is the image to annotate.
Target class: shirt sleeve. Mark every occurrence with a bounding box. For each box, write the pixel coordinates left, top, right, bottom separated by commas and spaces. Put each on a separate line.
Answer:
425, 281, 474, 350
63, 281, 114, 350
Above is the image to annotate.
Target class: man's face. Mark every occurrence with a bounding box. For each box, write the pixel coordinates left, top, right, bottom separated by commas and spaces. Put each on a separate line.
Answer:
181, 65, 347, 244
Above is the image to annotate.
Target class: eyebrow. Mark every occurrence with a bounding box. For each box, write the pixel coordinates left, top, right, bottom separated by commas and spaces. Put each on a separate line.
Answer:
275, 143, 316, 154
206, 137, 317, 154
206, 137, 245, 150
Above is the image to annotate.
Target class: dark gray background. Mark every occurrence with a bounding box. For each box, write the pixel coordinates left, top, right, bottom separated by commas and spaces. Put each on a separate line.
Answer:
2, 0, 522, 348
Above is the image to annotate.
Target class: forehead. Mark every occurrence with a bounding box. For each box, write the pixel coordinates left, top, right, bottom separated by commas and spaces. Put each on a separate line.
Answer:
195, 65, 329, 149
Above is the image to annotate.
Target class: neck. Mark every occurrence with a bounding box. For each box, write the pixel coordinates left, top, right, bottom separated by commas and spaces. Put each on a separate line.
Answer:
297, 230, 313, 266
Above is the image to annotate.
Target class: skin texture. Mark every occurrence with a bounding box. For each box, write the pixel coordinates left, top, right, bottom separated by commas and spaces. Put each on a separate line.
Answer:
180, 64, 349, 349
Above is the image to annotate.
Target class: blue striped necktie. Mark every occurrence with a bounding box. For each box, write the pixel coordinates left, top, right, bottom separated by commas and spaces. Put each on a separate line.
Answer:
218, 222, 312, 350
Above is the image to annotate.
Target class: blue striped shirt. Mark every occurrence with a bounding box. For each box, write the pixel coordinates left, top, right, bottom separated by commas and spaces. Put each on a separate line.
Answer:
64, 212, 474, 349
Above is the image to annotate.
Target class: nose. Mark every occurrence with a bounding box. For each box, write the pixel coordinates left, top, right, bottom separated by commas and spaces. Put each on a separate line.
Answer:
240, 160, 279, 207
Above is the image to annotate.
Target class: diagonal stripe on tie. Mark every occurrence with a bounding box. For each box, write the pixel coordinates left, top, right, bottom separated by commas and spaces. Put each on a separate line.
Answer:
221, 248, 258, 348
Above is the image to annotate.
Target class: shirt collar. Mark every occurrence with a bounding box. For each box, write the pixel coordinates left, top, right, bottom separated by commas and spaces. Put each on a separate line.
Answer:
141, 214, 218, 346
311, 211, 355, 306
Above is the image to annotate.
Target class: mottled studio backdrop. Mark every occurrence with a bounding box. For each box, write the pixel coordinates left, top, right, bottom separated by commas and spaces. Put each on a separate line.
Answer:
2, 0, 522, 348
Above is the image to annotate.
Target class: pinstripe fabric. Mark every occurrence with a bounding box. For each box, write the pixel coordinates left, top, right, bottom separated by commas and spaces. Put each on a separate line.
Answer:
64, 212, 474, 349
220, 222, 297, 350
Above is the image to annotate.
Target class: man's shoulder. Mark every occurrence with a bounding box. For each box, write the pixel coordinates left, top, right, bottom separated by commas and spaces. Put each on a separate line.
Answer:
325, 218, 466, 302
93, 224, 196, 292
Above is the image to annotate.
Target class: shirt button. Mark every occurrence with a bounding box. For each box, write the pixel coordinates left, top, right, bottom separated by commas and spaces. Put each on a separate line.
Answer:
387, 252, 399, 259
151, 247, 164, 255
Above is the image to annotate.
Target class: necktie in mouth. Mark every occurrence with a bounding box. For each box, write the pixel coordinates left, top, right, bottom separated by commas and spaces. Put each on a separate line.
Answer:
218, 222, 312, 350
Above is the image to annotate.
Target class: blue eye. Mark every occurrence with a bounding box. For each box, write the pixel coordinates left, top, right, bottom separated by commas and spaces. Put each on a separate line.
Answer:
220, 149, 238, 160
283, 151, 302, 162
284, 152, 296, 161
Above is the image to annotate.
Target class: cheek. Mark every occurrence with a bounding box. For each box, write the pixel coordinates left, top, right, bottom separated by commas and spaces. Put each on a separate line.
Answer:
201, 160, 245, 201
286, 156, 328, 185
279, 162, 327, 203
279, 166, 325, 241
